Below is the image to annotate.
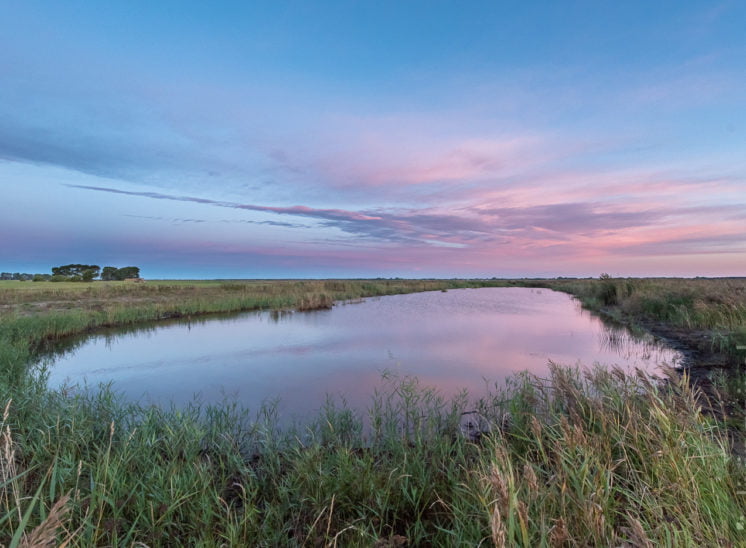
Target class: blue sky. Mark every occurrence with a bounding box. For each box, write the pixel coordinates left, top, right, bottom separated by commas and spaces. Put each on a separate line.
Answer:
2, 1, 745, 278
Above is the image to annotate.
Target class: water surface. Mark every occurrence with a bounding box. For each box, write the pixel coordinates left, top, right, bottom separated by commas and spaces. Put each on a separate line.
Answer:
46, 288, 681, 418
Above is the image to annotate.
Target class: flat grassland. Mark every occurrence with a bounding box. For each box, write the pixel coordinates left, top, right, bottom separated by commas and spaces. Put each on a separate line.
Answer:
1, 278, 744, 546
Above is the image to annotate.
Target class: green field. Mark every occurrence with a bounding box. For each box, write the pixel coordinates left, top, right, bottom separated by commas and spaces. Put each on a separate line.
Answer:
1, 278, 744, 546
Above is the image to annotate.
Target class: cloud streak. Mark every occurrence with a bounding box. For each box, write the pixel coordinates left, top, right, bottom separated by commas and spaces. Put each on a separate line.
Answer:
66, 182, 746, 263
123, 214, 308, 228
67, 184, 485, 245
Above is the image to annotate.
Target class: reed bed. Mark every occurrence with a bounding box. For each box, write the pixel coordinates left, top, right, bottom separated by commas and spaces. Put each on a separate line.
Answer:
0, 279, 505, 309
0, 278, 744, 545
0, 367, 743, 546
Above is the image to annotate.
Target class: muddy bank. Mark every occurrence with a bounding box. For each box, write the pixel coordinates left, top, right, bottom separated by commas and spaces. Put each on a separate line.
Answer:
639, 320, 742, 375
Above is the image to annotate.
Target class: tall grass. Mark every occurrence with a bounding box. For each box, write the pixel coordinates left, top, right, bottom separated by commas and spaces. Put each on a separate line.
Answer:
0, 368, 743, 545
543, 277, 746, 332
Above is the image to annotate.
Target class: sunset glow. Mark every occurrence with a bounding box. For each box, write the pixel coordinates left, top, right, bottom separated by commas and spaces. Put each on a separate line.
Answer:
2, 2, 744, 278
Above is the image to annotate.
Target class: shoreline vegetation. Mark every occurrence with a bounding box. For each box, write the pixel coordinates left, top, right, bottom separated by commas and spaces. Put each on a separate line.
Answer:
1, 278, 744, 545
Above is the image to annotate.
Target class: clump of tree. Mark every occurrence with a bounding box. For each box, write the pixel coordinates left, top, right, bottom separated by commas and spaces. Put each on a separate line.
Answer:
47, 264, 141, 282
50, 264, 101, 282
100, 266, 141, 281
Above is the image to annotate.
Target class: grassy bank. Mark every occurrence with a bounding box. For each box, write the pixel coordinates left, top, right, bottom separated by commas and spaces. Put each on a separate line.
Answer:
537, 277, 746, 361
1, 279, 745, 545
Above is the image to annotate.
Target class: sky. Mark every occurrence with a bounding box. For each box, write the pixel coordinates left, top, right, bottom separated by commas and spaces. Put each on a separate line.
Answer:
2, 1, 745, 279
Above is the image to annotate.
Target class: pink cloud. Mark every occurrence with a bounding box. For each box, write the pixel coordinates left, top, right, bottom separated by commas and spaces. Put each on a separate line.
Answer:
67, 147, 745, 277
347, 137, 544, 185
288, 111, 551, 190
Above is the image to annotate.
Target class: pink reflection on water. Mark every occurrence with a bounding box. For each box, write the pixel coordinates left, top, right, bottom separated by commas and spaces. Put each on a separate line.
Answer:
48, 288, 682, 421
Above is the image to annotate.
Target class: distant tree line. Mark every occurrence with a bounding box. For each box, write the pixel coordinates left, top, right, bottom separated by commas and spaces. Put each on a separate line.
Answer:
0, 272, 37, 281
1, 265, 141, 282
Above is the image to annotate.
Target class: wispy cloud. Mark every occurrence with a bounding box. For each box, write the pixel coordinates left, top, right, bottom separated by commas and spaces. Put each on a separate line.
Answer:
67, 184, 484, 245
610, 231, 746, 257
69, 184, 381, 221
123, 214, 308, 228
475, 203, 664, 233
67, 180, 746, 262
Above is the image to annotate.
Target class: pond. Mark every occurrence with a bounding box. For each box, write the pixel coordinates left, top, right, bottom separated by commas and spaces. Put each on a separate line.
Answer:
45, 287, 682, 420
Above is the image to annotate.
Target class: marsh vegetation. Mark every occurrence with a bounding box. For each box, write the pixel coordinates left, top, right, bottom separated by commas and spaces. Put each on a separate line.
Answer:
0, 278, 744, 545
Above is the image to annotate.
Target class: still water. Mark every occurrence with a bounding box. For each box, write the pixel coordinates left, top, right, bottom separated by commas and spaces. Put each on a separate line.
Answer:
46, 288, 681, 418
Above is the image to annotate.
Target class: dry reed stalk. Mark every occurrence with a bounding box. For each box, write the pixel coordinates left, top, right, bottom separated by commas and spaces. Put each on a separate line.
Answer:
1, 399, 21, 523
625, 514, 653, 548
585, 498, 606, 540
19, 493, 73, 548
325, 493, 336, 542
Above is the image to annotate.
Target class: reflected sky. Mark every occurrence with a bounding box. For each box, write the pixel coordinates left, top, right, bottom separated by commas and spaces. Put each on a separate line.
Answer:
45, 288, 682, 420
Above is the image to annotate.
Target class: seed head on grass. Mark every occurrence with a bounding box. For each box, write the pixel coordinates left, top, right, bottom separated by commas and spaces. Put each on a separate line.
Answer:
625, 514, 653, 548
490, 505, 506, 548
489, 465, 509, 512
19, 493, 73, 548
523, 463, 538, 496
530, 415, 543, 439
